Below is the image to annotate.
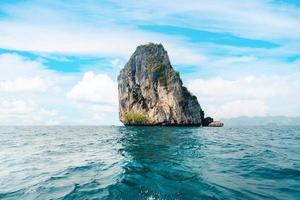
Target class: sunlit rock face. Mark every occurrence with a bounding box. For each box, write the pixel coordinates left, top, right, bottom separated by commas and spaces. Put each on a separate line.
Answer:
118, 43, 204, 126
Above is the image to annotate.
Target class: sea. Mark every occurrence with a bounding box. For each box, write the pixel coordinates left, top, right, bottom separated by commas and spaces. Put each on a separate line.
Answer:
0, 126, 299, 200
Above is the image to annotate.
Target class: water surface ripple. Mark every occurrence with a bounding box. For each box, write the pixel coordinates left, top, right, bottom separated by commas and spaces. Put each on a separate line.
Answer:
0, 126, 299, 199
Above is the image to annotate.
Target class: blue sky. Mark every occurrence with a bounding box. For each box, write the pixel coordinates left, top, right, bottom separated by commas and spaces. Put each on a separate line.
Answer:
0, 0, 299, 125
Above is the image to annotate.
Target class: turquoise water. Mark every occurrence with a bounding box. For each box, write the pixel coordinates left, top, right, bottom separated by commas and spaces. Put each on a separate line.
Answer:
0, 126, 299, 200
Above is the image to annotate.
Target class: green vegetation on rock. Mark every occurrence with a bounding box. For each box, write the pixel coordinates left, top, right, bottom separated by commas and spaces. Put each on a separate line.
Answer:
123, 112, 148, 124
159, 75, 168, 88
158, 69, 178, 89
153, 62, 165, 71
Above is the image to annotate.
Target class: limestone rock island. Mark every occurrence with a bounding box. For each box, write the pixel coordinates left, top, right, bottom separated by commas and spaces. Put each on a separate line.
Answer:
118, 43, 207, 126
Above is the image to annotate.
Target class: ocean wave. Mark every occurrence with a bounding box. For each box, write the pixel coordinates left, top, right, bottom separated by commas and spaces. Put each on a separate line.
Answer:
0, 126, 299, 199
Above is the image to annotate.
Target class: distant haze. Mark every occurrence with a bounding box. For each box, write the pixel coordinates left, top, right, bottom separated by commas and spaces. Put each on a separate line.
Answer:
222, 116, 300, 126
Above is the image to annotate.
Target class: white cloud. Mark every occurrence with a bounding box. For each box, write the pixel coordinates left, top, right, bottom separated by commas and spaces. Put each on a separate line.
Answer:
0, 52, 75, 125
0, 53, 44, 78
0, 77, 48, 92
0, 99, 61, 125
0, 52, 120, 125
165, 43, 207, 65
0, 0, 299, 124
0, 100, 33, 115
0, 1, 210, 66
0, 53, 69, 92
212, 56, 256, 66
66, 71, 119, 124
0, 0, 299, 68
188, 74, 300, 118
1, 0, 299, 72
110, 0, 300, 41
67, 71, 117, 105
188, 76, 288, 101
39, 108, 58, 117
0, 21, 206, 66
212, 100, 269, 118
84, 104, 117, 121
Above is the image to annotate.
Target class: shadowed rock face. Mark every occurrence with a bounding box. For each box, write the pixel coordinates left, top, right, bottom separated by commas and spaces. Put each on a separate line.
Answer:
118, 43, 204, 126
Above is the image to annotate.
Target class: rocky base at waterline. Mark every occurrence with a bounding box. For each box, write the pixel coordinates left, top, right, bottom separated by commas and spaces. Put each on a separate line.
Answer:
118, 43, 223, 127
202, 117, 224, 127
208, 121, 224, 127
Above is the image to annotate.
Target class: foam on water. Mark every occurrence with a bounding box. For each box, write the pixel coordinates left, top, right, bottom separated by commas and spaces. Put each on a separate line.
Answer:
0, 126, 299, 199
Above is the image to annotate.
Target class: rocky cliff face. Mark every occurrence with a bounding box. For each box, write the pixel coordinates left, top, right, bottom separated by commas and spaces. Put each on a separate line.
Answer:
118, 43, 204, 126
